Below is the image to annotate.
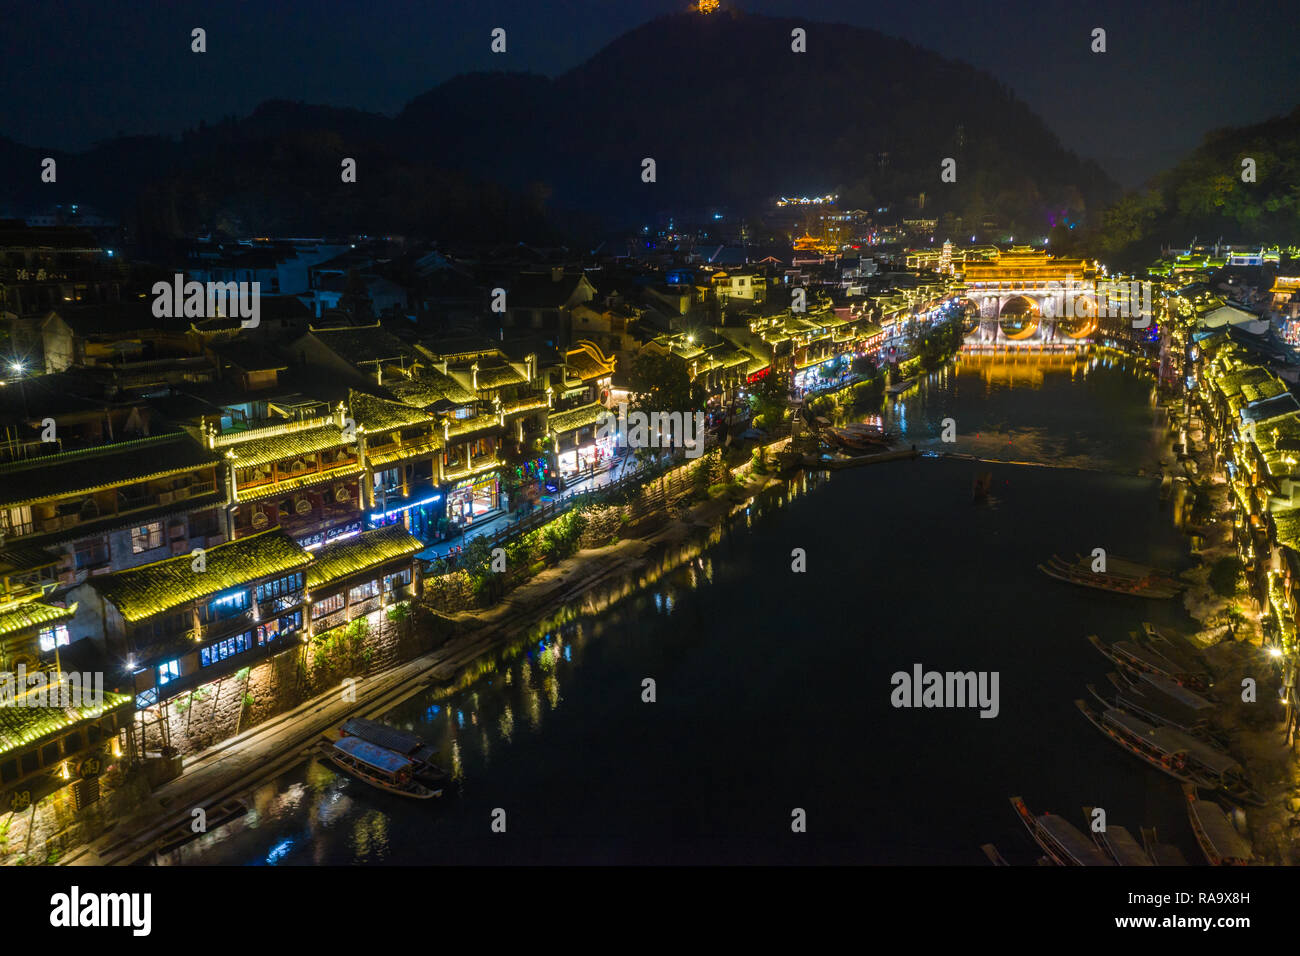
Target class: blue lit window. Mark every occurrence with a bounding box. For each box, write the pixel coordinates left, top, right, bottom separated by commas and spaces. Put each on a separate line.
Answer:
157, 660, 180, 686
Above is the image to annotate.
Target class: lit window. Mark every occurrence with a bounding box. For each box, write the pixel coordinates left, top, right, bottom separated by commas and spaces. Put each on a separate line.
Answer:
38, 624, 70, 652
131, 522, 164, 554
157, 660, 180, 686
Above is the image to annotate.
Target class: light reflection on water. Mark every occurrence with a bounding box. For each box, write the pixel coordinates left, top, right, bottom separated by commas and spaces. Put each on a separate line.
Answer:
157, 476, 817, 866
155, 358, 1178, 865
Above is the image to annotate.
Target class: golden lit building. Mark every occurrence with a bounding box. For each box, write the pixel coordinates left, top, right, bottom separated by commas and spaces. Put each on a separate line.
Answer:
963, 248, 1101, 345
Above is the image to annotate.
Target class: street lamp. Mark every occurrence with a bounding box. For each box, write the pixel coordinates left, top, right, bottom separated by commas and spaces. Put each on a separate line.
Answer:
8, 359, 28, 420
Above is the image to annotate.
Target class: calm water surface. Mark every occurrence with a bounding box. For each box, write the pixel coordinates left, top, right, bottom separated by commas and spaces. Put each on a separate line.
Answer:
163, 354, 1203, 865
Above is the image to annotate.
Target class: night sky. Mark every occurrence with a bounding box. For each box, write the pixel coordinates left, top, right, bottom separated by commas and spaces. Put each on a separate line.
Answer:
3, 0, 1297, 187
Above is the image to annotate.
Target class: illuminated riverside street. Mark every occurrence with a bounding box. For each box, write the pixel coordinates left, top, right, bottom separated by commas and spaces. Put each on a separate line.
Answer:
10, 0, 1300, 935
162, 356, 1210, 865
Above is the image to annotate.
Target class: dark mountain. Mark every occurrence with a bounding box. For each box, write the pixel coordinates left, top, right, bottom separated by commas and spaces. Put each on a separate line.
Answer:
0, 9, 1117, 246
1085, 105, 1300, 264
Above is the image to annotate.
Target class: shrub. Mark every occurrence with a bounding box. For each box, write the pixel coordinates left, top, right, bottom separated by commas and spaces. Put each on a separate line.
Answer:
1208, 556, 1242, 597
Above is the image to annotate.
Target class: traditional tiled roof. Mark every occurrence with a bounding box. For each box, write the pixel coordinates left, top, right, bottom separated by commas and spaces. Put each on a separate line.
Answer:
548, 401, 606, 435
236, 466, 364, 502
92, 528, 311, 623
0, 689, 134, 757
220, 422, 355, 467
366, 436, 443, 469
1242, 393, 1300, 424
307, 323, 422, 367
500, 395, 548, 417
306, 525, 423, 589
442, 457, 500, 483
445, 414, 501, 440
562, 347, 615, 383
1273, 509, 1300, 551
1254, 415, 1300, 477
349, 391, 433, 433
389, 372, 476, 408
470, 364, 528, 390
0, 434, 219, 509
0, 600, 75, 639
417, 337, 503, 362
0, 544, 62, 576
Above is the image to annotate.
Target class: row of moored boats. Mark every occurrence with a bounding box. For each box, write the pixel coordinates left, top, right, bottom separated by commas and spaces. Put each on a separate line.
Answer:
1002, 785, 1252, 867
992, 621, 1260, 866
1038, 553, 1184, 599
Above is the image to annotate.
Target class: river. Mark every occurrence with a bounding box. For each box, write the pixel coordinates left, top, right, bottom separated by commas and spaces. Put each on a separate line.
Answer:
160, 351, 1205, 865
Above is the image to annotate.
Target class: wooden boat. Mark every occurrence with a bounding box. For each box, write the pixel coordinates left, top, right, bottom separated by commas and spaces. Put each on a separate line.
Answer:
1088, 634, 1212, 693
1081, 807, 1153, 866
1095, 674, 1222, 745
1076, 700, 1263, 805
318, 737, 441, 799
1132, 670, 1216, 711
822, 426, 891, 451
1089, 680, 1208, 740
1140, 826, 1190, 866
336, 717, 451, 789
979, 843, 1009, 866
1184, 785, 1253, 865
1139, 621, 1211, 673
1009, 796, 1115, 866
885, 377, 916, 396
842, 421, 891, 438
1076, 699, 1215, 787
1039, 559, 1181, 599
155, 799, 247, 855
1109, 637, 1208, 690
1072, 554, 1181, 587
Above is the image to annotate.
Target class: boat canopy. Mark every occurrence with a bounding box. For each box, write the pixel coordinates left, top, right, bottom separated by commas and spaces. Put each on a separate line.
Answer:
332, 736, 413, 775
1117, 686, 1202, 729
1161, 729, 1242, 776
1037, 816, 1115, 866
1103, 707, 1169, 743
1190, 800, 1253, 860
1138, 672, 1214, 710
341, 717, 437, 760
1115, 641, 1185, 674
1102, 826, 1153, 866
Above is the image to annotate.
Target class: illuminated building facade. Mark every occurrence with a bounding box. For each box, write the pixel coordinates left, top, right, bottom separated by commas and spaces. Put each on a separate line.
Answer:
962, 248, 1101, 347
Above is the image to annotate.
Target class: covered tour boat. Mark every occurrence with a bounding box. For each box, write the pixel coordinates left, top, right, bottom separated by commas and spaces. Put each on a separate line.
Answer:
1009, 796, 1115, 866
1076, 700, 1263, 805
336, 717, 451, 790
1184, 786, 1253, 866
319, 737, 442, 799
1080, 807, 1153, 867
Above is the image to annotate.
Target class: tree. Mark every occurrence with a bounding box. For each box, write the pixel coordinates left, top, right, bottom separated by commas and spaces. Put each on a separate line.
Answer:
749, 368, 790, 427
628, 352, 706, 418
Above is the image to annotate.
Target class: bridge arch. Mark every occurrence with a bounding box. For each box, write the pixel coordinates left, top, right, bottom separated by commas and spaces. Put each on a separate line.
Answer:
999, 295, 1041, 340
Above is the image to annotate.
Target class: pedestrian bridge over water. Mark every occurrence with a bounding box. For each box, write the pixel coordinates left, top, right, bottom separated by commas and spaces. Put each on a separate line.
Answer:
960, 247, 1102, 347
